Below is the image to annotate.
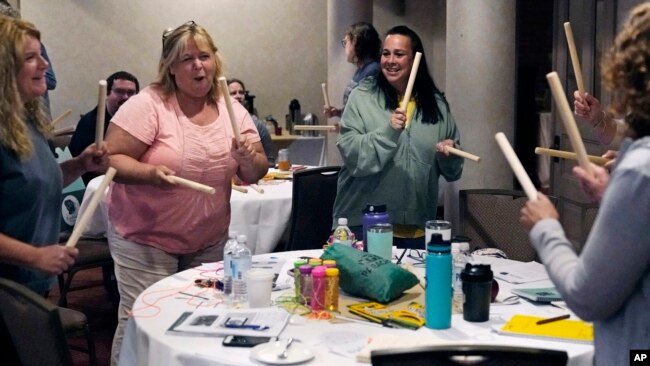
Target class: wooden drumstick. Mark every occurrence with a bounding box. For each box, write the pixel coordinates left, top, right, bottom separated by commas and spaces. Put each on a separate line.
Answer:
495, 133, 538, 201
321, 83, 331, 108
445, 146, 482, 162
546, 72, 592, 174
66, 167, 116, 248
250, 184, 264, 194
218, 77, 240, 140
293, 125, 337, 131
535, 147, 609, 166
400, 52, 422, 111
564, 22, 586, 94
95, 80, 107, 147
168, 176, 215, 195
50, 109, 72, 128
231, 184, 248, 193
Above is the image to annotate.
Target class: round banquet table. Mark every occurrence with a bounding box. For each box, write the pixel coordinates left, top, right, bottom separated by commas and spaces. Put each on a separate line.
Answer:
76, 174, 292, 254
117, 249, 594, 366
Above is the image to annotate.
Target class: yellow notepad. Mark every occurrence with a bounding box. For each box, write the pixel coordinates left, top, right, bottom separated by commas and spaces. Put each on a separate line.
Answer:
498, 315, 593, 344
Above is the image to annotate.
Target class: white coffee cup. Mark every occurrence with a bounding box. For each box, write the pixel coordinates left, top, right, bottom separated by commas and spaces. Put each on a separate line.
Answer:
245, 269, 275, 308
425, 220, 451, 248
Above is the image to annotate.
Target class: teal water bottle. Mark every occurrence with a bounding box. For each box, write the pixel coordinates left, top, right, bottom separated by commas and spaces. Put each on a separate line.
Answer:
425, 233, 452, 329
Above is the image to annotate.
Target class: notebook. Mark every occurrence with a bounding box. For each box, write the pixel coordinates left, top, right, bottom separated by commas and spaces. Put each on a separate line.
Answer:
512, 287, 563, 302
495, 315, 593, 344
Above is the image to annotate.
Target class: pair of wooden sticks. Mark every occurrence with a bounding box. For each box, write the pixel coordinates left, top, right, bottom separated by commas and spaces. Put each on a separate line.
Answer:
496, 22, 597, 200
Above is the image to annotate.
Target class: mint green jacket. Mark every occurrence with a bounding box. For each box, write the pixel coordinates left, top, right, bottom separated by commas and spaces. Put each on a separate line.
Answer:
333, 78, 463, 228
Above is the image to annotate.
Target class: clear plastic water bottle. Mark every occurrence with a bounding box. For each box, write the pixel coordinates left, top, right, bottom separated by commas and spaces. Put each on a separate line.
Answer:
332, 218, 353, 246
222, 231, 238, 302
451, 238, 471, 298
230, 234, 252, 307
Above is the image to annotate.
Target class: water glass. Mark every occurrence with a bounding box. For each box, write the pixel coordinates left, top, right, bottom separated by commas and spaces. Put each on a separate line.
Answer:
245, 269, 275, 308
278, 149, 290, 171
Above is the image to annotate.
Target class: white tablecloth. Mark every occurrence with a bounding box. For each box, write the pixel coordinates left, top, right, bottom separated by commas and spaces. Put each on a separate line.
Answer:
76, 176, 292, 254
118, 249, 593, 366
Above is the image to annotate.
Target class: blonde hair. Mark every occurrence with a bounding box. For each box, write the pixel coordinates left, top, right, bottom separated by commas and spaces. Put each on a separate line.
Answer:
0, 15, 50, 160
152, 21, 223, 105
602, 2, 650, 139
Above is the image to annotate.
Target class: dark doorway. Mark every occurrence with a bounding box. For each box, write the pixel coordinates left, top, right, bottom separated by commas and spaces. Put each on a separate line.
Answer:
514, 1, 554, 192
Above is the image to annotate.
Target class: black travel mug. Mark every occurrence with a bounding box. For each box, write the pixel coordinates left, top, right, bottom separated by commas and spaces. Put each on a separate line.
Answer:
461, 263, 493, 322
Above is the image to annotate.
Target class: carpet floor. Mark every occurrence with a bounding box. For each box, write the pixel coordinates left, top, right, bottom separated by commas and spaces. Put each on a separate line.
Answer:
48, 267, 117, 366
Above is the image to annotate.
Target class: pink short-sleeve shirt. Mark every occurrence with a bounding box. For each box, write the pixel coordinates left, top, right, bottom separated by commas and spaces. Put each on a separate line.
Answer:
107, 86, 260, 253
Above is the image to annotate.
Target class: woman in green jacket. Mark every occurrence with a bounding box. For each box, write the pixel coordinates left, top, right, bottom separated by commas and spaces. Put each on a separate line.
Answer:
333, 26, 463, 244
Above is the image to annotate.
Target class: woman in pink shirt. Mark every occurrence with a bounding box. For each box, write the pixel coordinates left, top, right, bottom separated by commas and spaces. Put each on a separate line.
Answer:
104, 21, 268, 364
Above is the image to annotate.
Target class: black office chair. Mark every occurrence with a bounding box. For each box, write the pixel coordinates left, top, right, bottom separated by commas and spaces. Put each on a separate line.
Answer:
558, 196, 599, 254
57, 189, 116, 308
0, 278, 74, 366
281, 166, 341, 251
371, 344, 568, 366
287, 136, 327, 166
459, 189, 557, 262
57, 236, 114, 308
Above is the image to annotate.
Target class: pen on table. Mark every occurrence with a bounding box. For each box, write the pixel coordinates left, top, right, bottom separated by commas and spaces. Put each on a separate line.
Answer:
223, 324, 270, 330
333, 315, 382, 327
178, 292, 210, 301
536, 314, 570, 325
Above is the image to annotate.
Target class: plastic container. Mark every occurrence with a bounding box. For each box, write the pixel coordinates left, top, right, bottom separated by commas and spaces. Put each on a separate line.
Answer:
298, 265, 313, 305
425, 233, 452, 329
222, 230, 238, 302
324, 268, 340, 311
322, 259, 336, 268
367, 223, 393, 260
361, 204, 390, 251
230, 234, 252, 307
308, 258, 322, 268
293, 259, 308, 301
461, 263, 493, 322
310, 266, 327, 311
451, 237, 471, 299
332, 218, 353, 246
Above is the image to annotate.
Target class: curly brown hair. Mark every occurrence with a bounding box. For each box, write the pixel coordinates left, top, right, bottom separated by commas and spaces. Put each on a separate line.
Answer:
602, 2, 650, 139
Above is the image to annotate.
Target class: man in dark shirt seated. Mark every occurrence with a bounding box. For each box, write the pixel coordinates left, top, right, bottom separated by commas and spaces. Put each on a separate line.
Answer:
69, 71, 139, 185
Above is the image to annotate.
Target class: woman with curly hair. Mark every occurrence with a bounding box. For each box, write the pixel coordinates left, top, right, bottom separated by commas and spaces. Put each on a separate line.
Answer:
520, 3, 650, 364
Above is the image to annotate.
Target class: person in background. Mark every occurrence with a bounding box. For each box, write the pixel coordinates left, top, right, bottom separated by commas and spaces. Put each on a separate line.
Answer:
0, 16, 108, 295
227, 78, 274, 165
104, 21, 267, 365
69, 71, 139, 185
333, 25, 463, 246
324, 22, 381, 121
0, 0, 56, 119
521, 4, 650, 364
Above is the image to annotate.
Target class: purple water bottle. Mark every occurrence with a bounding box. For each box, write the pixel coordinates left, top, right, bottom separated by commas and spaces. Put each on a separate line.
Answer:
362, 204, 390, 251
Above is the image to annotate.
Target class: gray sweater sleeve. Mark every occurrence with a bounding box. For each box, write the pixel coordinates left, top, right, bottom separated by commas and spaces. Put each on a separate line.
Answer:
529, 167, 650, 321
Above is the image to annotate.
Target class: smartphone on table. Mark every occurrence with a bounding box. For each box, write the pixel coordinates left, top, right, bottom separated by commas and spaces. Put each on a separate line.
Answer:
222, 335, 273, 347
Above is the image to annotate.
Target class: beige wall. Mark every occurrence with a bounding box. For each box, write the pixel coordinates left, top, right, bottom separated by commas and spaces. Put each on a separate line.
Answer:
21, 0, 327, 130
374, 0, 446, 89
